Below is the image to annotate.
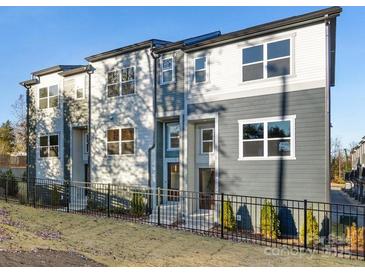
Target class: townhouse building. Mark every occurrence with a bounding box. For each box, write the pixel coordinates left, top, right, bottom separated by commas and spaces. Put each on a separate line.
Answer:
20, 7, 342, 216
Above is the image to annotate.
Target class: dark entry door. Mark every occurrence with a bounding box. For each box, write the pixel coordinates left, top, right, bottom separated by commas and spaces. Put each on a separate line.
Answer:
199, 168, 215, 209
167, 162, 179, 201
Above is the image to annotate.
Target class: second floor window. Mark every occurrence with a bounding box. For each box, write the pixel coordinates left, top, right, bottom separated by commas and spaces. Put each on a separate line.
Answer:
107, 128, 135, 155
39, 85, 59, 109
39, 134, 59, 158
161, 57, 174, 84
76, 88, 84, 100
194, 57, 207, 83
242, 38, 290, 82
107, 67, 135, 98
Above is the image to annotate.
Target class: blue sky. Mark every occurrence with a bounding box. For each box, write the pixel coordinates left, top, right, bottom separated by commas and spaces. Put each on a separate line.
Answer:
0, 6, 363, 147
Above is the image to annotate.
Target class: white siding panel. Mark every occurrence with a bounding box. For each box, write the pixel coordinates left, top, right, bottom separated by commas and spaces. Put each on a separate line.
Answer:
33, 73, 64, 180
90, 49, 154, 186
187, 23, 326, 103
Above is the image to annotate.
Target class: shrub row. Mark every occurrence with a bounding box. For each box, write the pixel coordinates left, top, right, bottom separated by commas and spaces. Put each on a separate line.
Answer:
220, 199, 320, 244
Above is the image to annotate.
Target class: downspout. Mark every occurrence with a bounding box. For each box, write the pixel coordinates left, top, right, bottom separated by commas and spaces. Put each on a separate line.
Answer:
25, 85, 30, 182
325, 15, 331, 202
86, 65, 94, 183
148, 47, 160, 188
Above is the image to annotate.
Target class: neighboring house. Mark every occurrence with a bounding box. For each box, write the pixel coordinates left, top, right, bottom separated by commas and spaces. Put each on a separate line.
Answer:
20, 7, 341, 215
0, 153, 26, 177
350, 136, 365, 175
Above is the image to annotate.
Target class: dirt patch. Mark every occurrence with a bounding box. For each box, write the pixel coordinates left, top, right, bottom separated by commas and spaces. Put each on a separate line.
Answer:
0, 249, 103, 267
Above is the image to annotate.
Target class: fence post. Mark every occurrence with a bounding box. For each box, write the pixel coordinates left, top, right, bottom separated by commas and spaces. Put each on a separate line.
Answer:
221, 193, 224, 239
303, 199, 308, 250
33, 179, 36, 208
157, 187, 161, 226
107, 184, 111, 218
5, 176, 8, 202
66, 181, 70, 213
26, 177, 29, 205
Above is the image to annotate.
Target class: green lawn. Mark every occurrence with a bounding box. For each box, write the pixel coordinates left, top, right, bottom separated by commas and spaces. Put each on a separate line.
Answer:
0, 200, 364, 266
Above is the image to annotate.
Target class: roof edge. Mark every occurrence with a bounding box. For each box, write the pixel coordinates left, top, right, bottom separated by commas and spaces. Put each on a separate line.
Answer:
85, 39, 171, 63
32, 65, 84, 77
59, 66, 88, 77
19, 78, 39, 87
160, 6, 342, 53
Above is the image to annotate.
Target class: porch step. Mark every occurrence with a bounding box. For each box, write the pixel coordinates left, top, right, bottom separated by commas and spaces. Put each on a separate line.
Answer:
184, 211, 216, 230
149, 203, 181, 225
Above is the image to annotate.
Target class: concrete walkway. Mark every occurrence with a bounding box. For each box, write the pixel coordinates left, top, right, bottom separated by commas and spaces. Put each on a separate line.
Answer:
330, 186, 363, 206
330, 185, 364, 227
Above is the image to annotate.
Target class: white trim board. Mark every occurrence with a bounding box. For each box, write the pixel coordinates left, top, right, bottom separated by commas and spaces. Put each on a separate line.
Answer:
237, 115, 296, 161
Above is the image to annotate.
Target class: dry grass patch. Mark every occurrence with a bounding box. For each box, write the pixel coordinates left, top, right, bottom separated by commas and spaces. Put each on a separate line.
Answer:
0, 201, 364, 266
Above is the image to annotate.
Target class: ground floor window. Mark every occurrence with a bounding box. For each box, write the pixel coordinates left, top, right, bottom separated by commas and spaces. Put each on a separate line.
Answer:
238, 115, 295, 160
39, 134, 59, 158
107, 127, 135, 155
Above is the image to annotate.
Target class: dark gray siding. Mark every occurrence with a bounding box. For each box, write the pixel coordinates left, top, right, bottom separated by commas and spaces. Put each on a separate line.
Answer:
155, 121, 164, 188
156, 50, 185, 115
188, 88, 328, 202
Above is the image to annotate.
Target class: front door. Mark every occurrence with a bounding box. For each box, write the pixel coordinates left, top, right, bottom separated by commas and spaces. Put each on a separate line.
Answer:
199, 168, 215, 209
167, 162, 180, 201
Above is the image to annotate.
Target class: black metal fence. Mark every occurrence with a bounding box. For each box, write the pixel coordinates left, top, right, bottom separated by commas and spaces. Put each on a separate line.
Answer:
0, 176, 365, 260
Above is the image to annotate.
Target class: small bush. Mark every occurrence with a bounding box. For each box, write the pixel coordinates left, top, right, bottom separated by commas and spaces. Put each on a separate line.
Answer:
51, 185, 61, 207
300, 209, 319, 246
0, 169, 18, 196
220, 200, 236, 231
131, 192, 146, 216
260, 200, 280, 240
346, 223, 365, 250
332, 176, 345, 185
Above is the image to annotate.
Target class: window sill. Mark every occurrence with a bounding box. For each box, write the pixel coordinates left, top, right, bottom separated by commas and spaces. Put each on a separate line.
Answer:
239, 73, 297, 86
160, 80, 176, 86
237, 156, 296, 161
166, 148, 179, 152
37, 157, 60, 160
106, 154, 136, 158
106, 93, 137, 100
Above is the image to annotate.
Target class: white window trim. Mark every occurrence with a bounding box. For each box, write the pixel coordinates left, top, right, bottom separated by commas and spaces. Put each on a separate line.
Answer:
83, 132, 89, 155
106, 66, 136, 98
106, 127, 136, 156
160, 56, 175, 85
194, 56, 208, 84
166, 122, 180, 151
75, 86, 85, 100
238, 115, 296, 161
39, 133, 59, 159
38, 85, 59, 109
121, 66, 136, 96
200, 128, 214, 154
242, 37, 293, 83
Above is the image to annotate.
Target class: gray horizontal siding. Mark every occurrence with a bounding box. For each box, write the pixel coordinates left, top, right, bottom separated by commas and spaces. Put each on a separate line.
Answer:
188, 88, 328, 202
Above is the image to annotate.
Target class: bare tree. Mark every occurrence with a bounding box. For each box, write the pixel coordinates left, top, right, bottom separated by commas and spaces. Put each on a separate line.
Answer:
11, 94, 26, 154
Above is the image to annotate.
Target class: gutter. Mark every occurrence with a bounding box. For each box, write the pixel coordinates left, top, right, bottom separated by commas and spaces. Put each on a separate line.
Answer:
86, 65, 95, 182
147, 47, 160, 188
325, 16, 332, 203
19, 78, 39, 194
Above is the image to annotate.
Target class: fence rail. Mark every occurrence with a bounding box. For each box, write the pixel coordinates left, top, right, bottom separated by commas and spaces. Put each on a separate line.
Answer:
0, 176, 365, 260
